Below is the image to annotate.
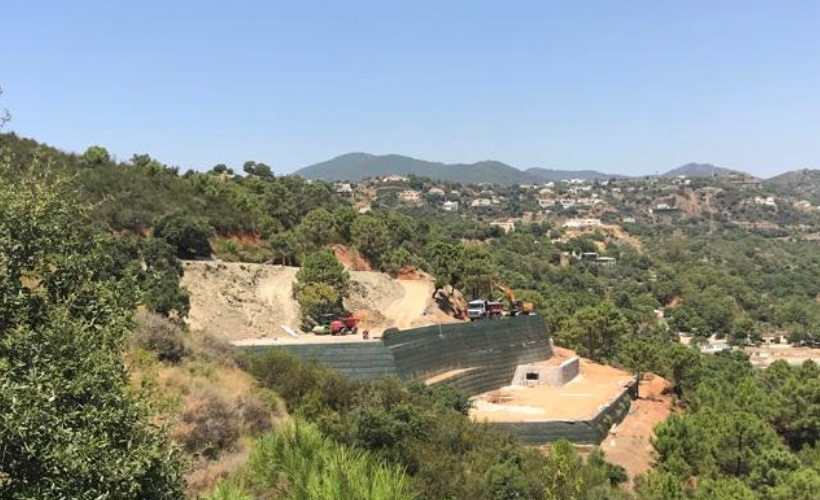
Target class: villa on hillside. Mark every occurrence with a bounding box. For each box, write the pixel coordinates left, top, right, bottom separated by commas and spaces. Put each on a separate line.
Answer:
442, 200, 459, 212
399, 190, 422, 203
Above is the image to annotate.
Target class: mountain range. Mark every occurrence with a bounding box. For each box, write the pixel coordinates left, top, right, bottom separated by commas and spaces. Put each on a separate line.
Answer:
294, 153, 744, 185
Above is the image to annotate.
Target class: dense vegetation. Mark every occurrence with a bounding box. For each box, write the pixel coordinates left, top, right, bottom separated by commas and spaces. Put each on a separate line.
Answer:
0, 156, 185, 498
221, 350, 629, 500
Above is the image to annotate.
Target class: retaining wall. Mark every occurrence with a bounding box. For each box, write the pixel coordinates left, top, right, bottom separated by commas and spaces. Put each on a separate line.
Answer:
383, 315, 553, 395
237, 317, 634, 445
238, 316, 552, 394
490, 383, 635, 445
238, 341, 397, 381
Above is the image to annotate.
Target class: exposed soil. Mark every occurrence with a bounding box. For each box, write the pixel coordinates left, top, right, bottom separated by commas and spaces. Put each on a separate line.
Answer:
470, 348, 634, 422
181, 261, 460, 342
600, 374, 672, 487
182, 262, 300, 341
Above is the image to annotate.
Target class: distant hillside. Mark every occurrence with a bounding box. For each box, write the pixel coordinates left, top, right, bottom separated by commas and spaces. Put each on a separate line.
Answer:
764, 168, 820, 204
295, 153, 616, 185
661, 162, 746, 178
525, 167, 621, 182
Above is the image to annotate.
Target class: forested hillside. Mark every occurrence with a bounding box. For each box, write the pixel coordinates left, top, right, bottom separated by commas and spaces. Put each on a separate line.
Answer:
1, 132, 818, 499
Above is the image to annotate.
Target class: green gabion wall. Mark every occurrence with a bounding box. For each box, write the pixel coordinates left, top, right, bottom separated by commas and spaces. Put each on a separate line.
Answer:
383, 315, 553, 395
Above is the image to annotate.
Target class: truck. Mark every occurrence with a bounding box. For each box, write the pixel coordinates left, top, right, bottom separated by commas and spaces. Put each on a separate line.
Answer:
493, 281, 535, 316
467, 300, 504, 321
311, 314, 360, 335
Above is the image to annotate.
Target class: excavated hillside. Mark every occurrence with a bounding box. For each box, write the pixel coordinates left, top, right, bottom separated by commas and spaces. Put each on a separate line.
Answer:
181, 261, 460, 341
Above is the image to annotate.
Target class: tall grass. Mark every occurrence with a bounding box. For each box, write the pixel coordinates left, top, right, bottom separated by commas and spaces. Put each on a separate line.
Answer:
206, 420, 414, 500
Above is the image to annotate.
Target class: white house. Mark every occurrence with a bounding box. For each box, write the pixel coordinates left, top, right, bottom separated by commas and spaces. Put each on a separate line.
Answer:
382, 175, 408, 183
442, 200, 459, 212
470, 198, 493, 208
562, 218, 602, 229
428, 187, 446, 196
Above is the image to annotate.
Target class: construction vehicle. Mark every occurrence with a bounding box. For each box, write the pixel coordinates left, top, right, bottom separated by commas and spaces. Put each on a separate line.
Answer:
493, 281, 535, 316
311, 313, 360, 335
467, 299, 505, 321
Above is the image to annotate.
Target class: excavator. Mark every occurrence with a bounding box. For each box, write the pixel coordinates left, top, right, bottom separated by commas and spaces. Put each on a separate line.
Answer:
492, 281, 535, 316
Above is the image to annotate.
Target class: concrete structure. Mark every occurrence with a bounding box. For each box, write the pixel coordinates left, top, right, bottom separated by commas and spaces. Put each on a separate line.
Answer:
512, 357, 579, 387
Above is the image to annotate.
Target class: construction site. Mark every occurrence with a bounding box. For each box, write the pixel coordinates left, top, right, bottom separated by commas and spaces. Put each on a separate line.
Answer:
183, 260, 669, 473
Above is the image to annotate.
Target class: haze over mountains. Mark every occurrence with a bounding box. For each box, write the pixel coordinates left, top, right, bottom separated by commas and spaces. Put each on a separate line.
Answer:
294, 153, 749, 185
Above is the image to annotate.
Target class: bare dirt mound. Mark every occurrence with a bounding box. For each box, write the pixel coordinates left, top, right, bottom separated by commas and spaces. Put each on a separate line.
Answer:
181, 261, 300, 341
182, 261, 460, 341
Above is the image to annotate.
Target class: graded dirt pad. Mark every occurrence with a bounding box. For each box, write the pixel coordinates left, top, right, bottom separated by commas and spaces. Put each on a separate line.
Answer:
181, 261, 460, 342
600, 374, 672, 487
745, 345, 820, 368
470, 351, 634, 423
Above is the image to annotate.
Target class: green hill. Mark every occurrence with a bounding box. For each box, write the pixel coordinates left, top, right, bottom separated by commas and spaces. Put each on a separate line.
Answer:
294, 152, 617, 185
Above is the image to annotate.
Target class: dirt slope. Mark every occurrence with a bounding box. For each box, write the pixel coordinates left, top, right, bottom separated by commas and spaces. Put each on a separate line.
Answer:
181, 262, 300, 341
181, 261, 459, 341
601, 374, 672, 487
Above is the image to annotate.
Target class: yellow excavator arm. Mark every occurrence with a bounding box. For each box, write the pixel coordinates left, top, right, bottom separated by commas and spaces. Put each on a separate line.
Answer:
492, 280, 534, 315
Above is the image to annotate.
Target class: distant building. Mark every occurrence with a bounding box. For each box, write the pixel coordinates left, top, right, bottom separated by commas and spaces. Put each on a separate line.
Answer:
753, 196, 777, 207
595, 256, 616, 266
442, 200, 459, 212
334, 182, 353, 194
470, 198, 493, 208
654, 202, 677, 211
399, 190, 422, 203
427, 187, 446, 196
580, 252, 599, 261
382, 175, 408, 183
490, 220, 516, 234
562, 218, 602, 229
699, 343, 732, 354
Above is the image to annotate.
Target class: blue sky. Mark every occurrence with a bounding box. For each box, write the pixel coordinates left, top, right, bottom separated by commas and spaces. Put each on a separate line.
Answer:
2, 1, 819, 177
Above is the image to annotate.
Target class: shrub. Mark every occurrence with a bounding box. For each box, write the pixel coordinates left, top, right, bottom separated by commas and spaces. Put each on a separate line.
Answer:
240, 420, 414, 500
153, 209, 214, 258
176, 389, 240, 459
133, 311, 188, 363
236, 393, 274, 435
